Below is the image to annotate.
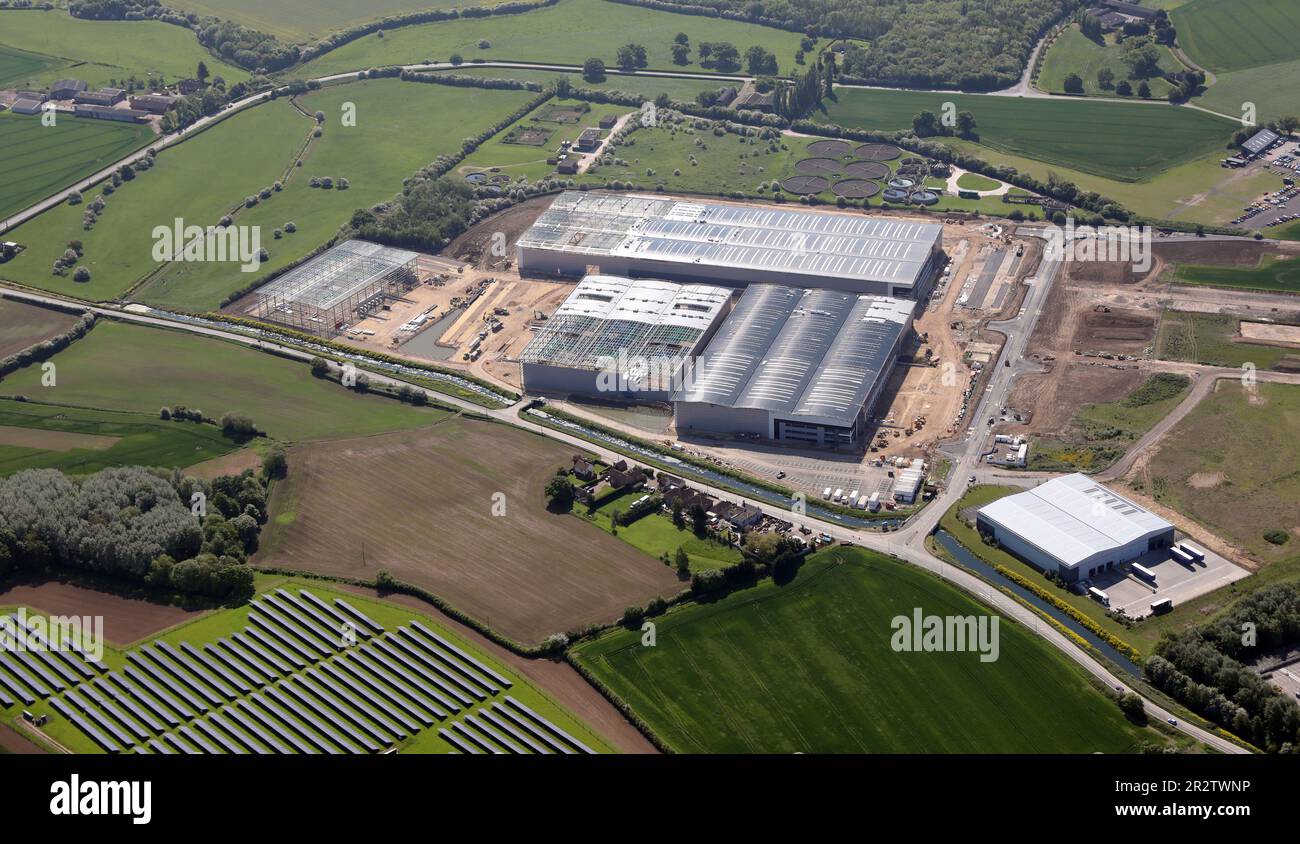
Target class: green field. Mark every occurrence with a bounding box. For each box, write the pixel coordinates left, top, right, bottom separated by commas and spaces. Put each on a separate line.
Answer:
0, 111, 154, 222
294, 0, 803, 78
0, 42, 63, 87
573, 546, 1172, 753
1036, 27, 1177, 99
0, 399, 242, 475
822, 87, 1234, 182
133, 79, 536, 310
1028, 373, 1192, 472
1171, 255, 1300, 293
1143, 380, 1300, 562
1172, 0, 1300, 73
1195, 56, 1300, 124
0, 9, 247, 90
428, 66, 725, 102
0, 320, 449, 442
579, 489, 744, 572
1156, 310, 1300, 369
2, 578, 612, 754
168, 0, 498, 41
955, 171, 1000, 191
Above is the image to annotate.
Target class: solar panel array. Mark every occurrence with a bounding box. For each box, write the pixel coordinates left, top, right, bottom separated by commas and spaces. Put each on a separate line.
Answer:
2, 593, 594, 755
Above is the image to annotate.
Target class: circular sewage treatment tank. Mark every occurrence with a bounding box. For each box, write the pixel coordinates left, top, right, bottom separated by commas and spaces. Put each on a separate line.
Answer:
887, 177, 914, 189
910, 190, 939, 205
465, 172, 488, 184
882, 188, 910, 203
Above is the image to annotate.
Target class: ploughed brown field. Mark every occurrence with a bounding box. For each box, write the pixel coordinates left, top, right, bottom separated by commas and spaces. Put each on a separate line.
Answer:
256, 417, 683, 645
0, 580, 206, 645
0, 299, 78, 359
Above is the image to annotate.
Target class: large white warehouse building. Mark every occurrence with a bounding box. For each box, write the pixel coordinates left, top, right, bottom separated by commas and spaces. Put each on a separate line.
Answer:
975, 474, 1175, 583
519, 275, 731, 401
517, 191, 945, 298
673, 284, 913, 447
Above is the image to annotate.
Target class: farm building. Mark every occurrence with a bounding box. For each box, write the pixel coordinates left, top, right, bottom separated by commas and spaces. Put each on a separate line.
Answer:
10, 99, 44, 115
975, 474, 1175, 584
74, 88, 126, 106
517, 191, 945, 298
520, 275, 732, 401
575, 128, 602, 151
50, 79, 87, 99
674, 284, 913, 446
129, 94, 179, 114
74, 104, 150, 123
254, 240, 420, 337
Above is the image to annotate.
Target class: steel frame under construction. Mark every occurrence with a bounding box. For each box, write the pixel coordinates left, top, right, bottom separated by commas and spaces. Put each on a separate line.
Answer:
254, 240, 420, 337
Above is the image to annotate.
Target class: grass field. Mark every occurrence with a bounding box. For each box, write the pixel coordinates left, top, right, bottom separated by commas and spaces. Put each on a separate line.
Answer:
0, 9, 247, 90
1028, 373, 1192, 472
955, 171, 1000, 191
1141, 379, 1300, 562
0, 399, 242, 475
0, 111, 154, 222
0, 299, 78, 358
1155, 310, 1299, 370
168, 0, 498, 41
1172, 0, 1300, 73
294, 0, 803, 78
578, 489, 743, 572
0, 100, 310, 302
1, 577, 612, 754
821, 87, 1235, 182
1036, 27, 1177, 99
0, 42, 63, 87
572, 545, 1173, 753
133, 79, 536, 311
256, 419, 683, 645
1195, 56, 1300, 124
0, 321, 449, 441
1171, 255, 1300, 293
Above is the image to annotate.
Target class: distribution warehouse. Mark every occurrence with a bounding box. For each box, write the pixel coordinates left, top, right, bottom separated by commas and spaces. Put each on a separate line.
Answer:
975, 474, 1175, 583
516, 191, 945, 297
520, 275, 732, 400
673, 284, 913, 446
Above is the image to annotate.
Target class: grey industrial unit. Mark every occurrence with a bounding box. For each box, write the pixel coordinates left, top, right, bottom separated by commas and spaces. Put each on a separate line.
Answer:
520, 275, 732, 401
975, 473, 1175, 583
673, 284, 914, 446
517, 191, 945, 299
254, 240, 420, 337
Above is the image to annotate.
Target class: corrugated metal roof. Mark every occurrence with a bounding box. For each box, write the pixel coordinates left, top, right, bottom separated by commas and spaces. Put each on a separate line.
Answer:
977, 474, 1173, 568
676, 284, 911, 427
518, 191, 942, 289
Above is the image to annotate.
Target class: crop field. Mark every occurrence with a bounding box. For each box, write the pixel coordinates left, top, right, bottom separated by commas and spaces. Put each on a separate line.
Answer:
0, 100, 310, 302
572, 546, 1168, 753
0, 400, 244, 476
821, 88, 1234, 182
1144, 380, 1300, 562
167, 0, 498, 41
1155, 311, 1299, 370
1027, 373, 1192, 473
0, 299, 78, 358
1172, 0, 1300, 73
0, 579, 611, 754
134, 79, 536, 311
0, 10, 247, 90
1036, 27, 1177, 99
0, 321, 449, 442
0, 111, 154, 222
1171, 255, 1300, 294
294, 0, 803, 78
1197, 56, 1300, 124
580, 490, 743, 572
256, 419, 683, 646
0, 42, 63, 87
